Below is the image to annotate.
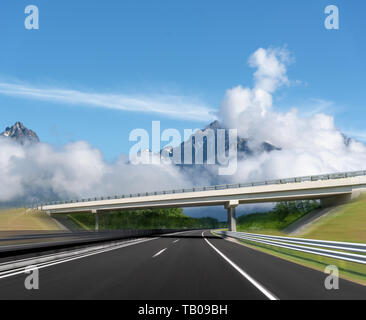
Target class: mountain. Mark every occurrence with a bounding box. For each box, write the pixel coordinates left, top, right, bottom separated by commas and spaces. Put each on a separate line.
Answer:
205, 120, 280, 157
1, 122, 40, 145
161, 120, 280, 165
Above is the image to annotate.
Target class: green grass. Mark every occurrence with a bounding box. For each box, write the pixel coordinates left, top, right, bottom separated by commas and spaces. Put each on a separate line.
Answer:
67, 214, 92, 231
301, 195, 366, 242
0, 208, 64, 233
237, 200, 320, 233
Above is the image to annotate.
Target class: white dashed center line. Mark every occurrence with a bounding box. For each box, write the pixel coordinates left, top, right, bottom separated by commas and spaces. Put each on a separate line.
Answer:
153, 248, 167, 258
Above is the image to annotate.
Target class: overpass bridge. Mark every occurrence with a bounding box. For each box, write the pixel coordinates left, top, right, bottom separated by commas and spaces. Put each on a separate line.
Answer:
38, 170, 366, 232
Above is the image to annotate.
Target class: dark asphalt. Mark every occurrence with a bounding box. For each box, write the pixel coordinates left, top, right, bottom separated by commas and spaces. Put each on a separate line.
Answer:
0, 230, 365, 300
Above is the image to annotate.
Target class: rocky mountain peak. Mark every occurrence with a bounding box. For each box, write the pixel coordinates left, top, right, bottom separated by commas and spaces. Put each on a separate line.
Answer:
1, 122, 40, 145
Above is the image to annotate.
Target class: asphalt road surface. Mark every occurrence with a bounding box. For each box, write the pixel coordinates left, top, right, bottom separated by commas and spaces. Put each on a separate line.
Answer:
0, 229, 365, 300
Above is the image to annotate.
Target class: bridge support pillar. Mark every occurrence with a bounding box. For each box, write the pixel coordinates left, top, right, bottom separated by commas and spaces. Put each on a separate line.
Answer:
225, 200, 239, 232
350, 188, 366, 200
92, 210, 99, 232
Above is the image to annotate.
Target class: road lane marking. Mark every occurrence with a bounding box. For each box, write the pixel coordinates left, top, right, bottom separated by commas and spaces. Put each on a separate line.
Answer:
0, 237, 157, 280
202, 231, 278, 301
0, 230, 191, 280
173, 240, 179, 243
153, 248, 167, 258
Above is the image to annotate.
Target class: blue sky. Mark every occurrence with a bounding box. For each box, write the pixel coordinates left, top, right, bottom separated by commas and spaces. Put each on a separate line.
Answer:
1, 0, 365, 160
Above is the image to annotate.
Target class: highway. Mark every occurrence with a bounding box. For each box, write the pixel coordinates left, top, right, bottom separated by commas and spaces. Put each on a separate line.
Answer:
0, 230, 365, 300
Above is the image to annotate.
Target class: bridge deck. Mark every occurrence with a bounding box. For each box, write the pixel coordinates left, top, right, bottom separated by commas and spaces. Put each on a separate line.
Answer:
39, 171, 366, 214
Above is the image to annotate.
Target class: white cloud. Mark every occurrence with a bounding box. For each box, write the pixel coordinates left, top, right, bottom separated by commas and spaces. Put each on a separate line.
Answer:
249, 47, 290, 93
219, 47, 366, 182
0, 82, 216, 122
0, 137, 192, 203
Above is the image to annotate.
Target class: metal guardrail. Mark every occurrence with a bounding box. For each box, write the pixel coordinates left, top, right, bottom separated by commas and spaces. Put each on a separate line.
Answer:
215, 231, 366, 265
39, 169, 366, 208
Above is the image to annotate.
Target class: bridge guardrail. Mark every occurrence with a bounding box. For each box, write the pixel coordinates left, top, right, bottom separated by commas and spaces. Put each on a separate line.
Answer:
215, 231, 366, 265
38, 169, 366, 208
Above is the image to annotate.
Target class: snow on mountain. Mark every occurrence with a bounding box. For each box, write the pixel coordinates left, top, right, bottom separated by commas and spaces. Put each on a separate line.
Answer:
1, 122, 40, 145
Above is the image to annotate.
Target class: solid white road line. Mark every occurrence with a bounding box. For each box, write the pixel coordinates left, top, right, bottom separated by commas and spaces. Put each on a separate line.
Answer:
202, 231, 278, 301
173, 240, 179, 243
0, 237, 157, 280
0, 230, 193, 280
153, 248, 167, 258
0, 237, 147, 273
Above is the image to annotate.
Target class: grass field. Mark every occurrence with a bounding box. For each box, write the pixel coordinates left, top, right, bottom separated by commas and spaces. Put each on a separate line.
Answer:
300, 195, 366, 242
0, 208, 63, 233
